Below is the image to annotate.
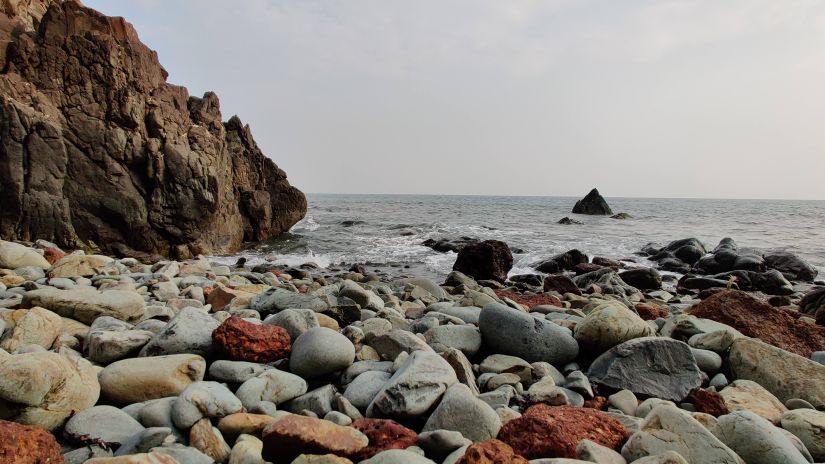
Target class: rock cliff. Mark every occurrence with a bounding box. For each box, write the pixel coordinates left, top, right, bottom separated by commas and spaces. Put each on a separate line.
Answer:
0, 0, 306, 258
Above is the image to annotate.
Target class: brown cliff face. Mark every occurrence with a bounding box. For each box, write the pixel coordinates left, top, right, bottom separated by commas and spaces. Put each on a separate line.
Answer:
0, 0, 306, 258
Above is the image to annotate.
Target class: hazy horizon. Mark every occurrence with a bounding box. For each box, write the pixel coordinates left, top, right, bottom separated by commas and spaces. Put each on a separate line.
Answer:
85, 1, 825, 200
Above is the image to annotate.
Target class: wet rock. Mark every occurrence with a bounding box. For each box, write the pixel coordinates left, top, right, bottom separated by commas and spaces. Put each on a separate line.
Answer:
558, 217, 583, 225
729, 338, 825, 409
621, 405, 742, 463
422, 384, 501, 442
543, 274, 582, 296
572, 188, 613, 215
619, 268, 662, 290
690, 290, 825, 357
764, 251, 818, 282
290, 327, 355, 379
212, 315, 291, 363
22, 287, 144, 324
478, 303, 579, 365
719, 380, 786, 424
351, 418, 418, 460
99, 354, 205, 404
714, 410, 808, 464
368, 350, 458, 418
574, 301, 655, 352
0, 350, 99, 431
452, 240, 513, 283
260, 414, 368, 463
423, 237, 479, 254
497, 404, 628, 459
0, 419, 63, 463
455, 439, 528, 464
588, 337, 703, 402
535, 250, 589, 274
64, 405, 144, 448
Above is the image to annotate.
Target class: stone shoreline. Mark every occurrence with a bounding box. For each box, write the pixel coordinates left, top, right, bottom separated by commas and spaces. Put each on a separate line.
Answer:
0, 237, 824, 464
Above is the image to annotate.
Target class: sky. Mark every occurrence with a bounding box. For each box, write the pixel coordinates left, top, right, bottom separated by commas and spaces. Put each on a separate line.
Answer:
83, 0, 825, 200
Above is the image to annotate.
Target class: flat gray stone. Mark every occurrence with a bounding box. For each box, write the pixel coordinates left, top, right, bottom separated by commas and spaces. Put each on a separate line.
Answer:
422, 383, 501, 442
368, 350, 458, 418
139, 307, 219, 357
64, 405, 144, 447
344, 370, 393, 410
235, 368, 308, 409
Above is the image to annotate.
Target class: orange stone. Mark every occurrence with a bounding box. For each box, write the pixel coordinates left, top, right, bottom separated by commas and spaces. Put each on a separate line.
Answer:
207, 287, 256, 311
212, 316, 291, 363
457, 439, 528, 464
0, 419, 64, 464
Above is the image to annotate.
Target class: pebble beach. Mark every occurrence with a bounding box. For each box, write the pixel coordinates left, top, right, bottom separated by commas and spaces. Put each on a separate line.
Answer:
1, 235, 824, 464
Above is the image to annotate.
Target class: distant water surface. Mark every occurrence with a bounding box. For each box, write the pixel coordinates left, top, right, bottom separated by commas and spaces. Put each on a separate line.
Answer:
215, 194, 825, 280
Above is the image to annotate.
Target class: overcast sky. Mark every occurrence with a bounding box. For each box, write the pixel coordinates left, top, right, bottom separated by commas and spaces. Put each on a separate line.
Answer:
84, 0, 825, 200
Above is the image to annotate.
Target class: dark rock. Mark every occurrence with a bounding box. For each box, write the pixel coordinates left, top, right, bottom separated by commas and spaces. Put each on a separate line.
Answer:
693, 238, 765, 274
543, 274, 581, 296
592, 257, 623, 269
423, 237, 479, 253
800, 287, 825, 315
453, 240, 513, 283
572, 188, 613, 215
557, 217, 583, 225
573, 268, 640, 298
618, 268, 662, 290
657, 257, 692, 273
610, 212, 632, 219
679, 276, 735, 292
497, 404, 628, 459
0, 2, 306, 257
587, 337, 704, 402
764, 251, 818, 282
508, 274, 544, 287
573, 263, 605, 275
534, 249, 589, 273
689, 290, 825, 357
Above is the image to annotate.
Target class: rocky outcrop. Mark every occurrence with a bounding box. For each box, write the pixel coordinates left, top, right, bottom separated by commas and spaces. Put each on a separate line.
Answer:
572, 188, 613, 215
0, 1, 306, 259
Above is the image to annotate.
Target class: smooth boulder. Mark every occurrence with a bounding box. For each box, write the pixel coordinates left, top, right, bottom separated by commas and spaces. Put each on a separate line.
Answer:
289, 327, 355, 379
99, 354, 206, 404
22, 287, 145, 324
479, 303, 579, 365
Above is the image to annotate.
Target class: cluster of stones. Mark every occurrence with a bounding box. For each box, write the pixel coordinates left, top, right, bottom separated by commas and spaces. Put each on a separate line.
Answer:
0, 237, 824, 464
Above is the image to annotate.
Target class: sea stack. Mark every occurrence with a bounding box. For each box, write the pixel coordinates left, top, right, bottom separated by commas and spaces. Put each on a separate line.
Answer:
0, 0, 306, 259
572, 188, 613, 215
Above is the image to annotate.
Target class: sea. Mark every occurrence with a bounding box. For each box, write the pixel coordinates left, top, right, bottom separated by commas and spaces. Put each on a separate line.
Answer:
216, 194, 825, 281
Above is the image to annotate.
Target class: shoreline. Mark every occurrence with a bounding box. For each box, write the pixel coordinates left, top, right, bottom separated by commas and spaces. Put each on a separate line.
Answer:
0, 236, 823, 462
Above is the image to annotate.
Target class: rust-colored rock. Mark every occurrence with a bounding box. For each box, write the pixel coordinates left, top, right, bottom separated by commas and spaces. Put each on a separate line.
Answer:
41, 247, 66, 265
212, 316, 290, 363
687, 389, 729, 417
543, 275, 581, 296
494, 290, 562, 309
689, 290, 825, 357
261, 414, 368, 463
497, 404, 629, 459
351, 418, 418, 460
635, 303, 669, 321
573, 263, 605, 275
0, 1, 306, 257
0, 419, 64, 464
457, 439, 528, 464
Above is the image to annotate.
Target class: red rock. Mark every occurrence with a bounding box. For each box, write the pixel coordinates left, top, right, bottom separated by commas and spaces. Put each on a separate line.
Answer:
456, 439, 529, 464
583, 396, 609, 410
0, 419, 64, 464
497, 405, 629, 459
688, 389, 729, 417
635, 303, 669, 321
543, 275, 581, 296
261, 415, 368, 463
689, 290, 825, 357
453, 240, 513, 283
494, 290, 562, 309
351, 418, 417, 460
41, 247, 66, 265
212, 316, 291, 363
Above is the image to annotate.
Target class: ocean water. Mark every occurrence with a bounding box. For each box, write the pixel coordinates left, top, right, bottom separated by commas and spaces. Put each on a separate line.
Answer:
216, 194, 825, 280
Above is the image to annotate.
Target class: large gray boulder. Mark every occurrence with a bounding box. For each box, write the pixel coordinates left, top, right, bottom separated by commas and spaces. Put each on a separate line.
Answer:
714, 410, 809, 464
422, 383, 501, 442
588, 337, 703, 402
478, 302, 579, 365
368, 350, 458, 418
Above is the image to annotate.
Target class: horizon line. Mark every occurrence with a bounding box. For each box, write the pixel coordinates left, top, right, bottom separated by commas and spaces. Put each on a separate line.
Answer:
303, 191, 825, 202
